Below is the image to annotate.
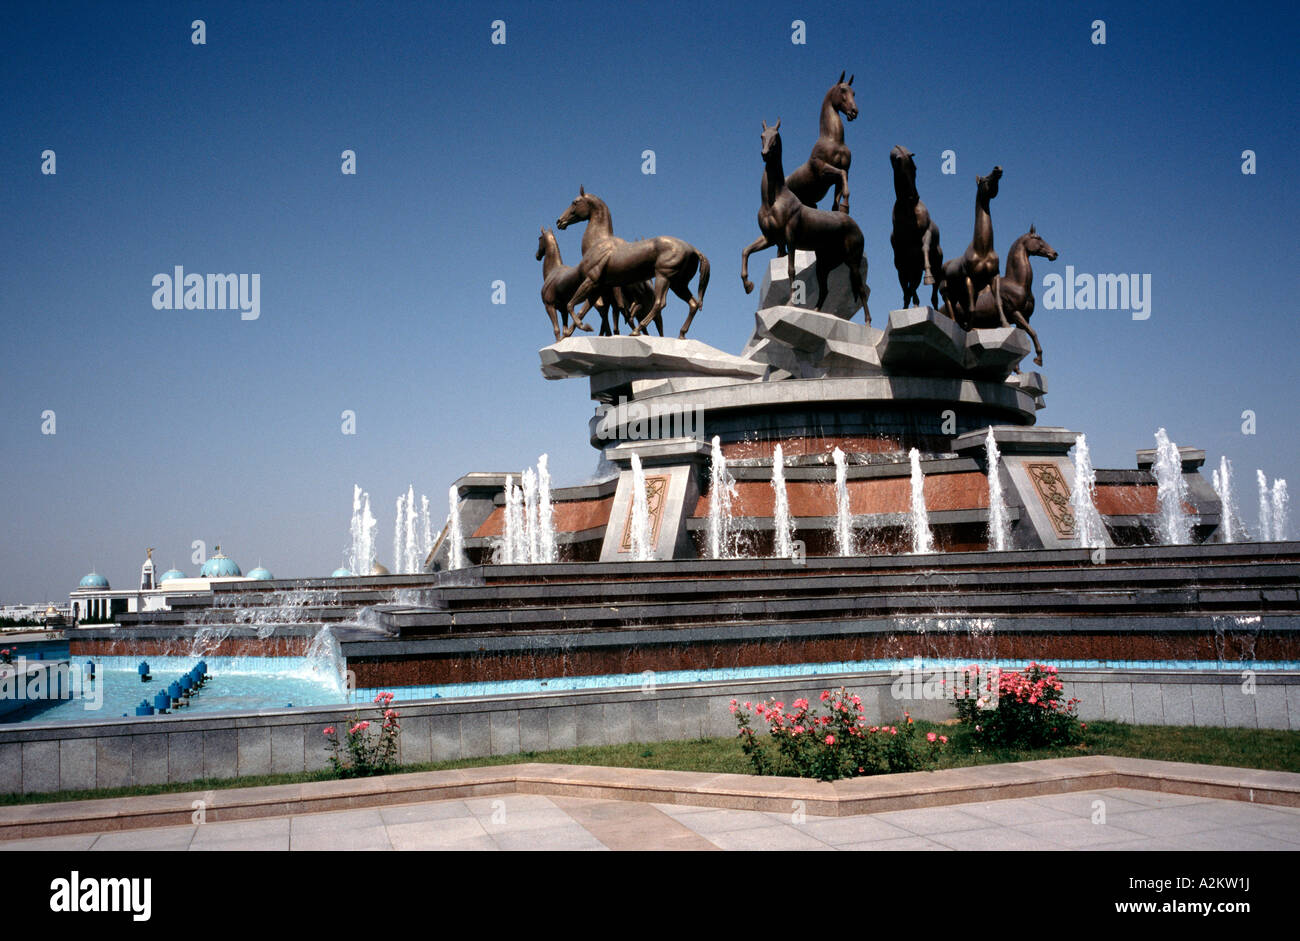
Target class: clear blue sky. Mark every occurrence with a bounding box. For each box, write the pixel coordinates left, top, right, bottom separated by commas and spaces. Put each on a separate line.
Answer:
1, 0, 1296, 600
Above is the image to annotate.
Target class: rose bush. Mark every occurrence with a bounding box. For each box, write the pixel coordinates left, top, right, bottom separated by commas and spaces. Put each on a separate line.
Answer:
732, 687, 946, 782
322, 691, 402, 777
952, 662, 1083, 747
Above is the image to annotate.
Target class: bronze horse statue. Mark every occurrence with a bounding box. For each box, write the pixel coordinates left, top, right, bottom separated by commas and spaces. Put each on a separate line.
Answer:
889, 145, 943, 309
964, 225, 1058, 366
785, 72, 857, 214
536, 228, 660, 339
740, 121, 868, 319
938, 166, 1005, 329
556, 187, 710, 339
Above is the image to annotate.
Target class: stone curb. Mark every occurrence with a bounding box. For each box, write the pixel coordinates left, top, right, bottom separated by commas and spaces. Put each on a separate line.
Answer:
1, 756, 1297, 841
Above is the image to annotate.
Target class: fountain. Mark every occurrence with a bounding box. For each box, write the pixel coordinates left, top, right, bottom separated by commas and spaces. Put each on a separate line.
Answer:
707, 436, 736, 560
538, 454, 557, 564
1153, 428, 1191, 545
985, 430, 1010, 551
629, 453, 653, 561
1258, 470, 1273, 541
446, 485, 467, 570
1212, 456, 1241, 543
907, 448, 934, 554
1070, 434, 1107, 549
1274, 479, 1290, 541
348, 486, 377, 576
771, 444, 795, 559
832, 447, 853, 556
522, 468, 539, 563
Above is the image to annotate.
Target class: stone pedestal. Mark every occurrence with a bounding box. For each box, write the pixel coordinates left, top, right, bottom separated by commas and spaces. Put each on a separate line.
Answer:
952, 426, 1113, 550
599, 438, 711, 561
756, 250, 870, 321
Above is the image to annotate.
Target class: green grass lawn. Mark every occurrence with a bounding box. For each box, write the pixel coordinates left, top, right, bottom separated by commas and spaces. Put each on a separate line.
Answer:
3, 720, 1297, 807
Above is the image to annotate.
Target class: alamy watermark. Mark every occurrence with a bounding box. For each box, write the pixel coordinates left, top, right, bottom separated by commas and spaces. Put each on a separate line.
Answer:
151, 266, 260, 320
1041, 266, 1151, 320
0, 657, 103, 711
594, 397, 705, 442
890, 659, 1000, 706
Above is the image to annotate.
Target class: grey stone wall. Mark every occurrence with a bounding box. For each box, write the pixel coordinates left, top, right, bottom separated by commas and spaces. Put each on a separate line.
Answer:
0, 669, 1296, 795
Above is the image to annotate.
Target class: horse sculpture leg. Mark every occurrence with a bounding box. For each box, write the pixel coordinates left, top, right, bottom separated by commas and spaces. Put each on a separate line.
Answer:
633, 276, 671, 337
921, 228, 936, 285
993, 274, 1008, 327
741, 234, 773, 294
563, 277, 599, 338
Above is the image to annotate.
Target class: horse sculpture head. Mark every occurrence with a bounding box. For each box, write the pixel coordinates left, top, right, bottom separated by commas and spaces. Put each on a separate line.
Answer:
556, 185, 593, 230
977, 166, 1003, 200
890, 145, 916, 180
760, 118, 782, 160
831, 71, 857, 121
536, 226, 552, 261
1022, 224, 1059, 262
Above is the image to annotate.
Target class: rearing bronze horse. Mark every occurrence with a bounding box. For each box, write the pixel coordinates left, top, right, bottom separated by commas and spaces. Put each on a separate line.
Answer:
889, 145, 943, 309
939, 166, 1005, 328
741, 120, 868, 318
965, 225, 1058, 367
557, 187, 710, 339
785, 72, 857, 214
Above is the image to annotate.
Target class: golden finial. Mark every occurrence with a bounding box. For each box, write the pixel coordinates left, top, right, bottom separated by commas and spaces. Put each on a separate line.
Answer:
147, 547, 154, 560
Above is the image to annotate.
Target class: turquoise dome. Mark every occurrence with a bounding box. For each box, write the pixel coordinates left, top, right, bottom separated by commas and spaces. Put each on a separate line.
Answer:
331, 567, 353, 578
79, 572, 109, 589
247, 566, 274, 581
159, 568, 186, 583
199, 550, 242, 578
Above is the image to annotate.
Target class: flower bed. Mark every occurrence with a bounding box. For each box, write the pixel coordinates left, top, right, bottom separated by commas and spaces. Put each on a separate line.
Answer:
731, 688, 947, 782
952, 662, 1084, 748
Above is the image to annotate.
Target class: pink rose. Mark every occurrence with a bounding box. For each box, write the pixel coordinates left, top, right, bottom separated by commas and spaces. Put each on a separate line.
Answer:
825, 735, 835, 745
926, 732, 937, 743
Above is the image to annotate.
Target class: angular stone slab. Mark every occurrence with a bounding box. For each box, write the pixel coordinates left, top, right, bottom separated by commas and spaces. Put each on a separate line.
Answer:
756, 250, 870, 322
878, 306, 968, 374
540, 336, 767, 382
964, 326, 1031, 377
757, 305, 882, 355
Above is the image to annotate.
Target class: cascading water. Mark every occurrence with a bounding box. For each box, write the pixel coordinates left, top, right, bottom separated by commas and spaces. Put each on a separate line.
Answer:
538, 454, 557, 564
1070, 434, 1107, 549
832, 447, 853, 556
707, 436, 736, 559
771, 444, 795, 559
908, 448, 934, 554
629, 453, 653, 561
502, 475, 526, 563
985, 429, 1010, 551
446, 485, 467, 570
1258, 469, 1273, 541
1273, 479, 1289, 541
1153, 428, 1192, 545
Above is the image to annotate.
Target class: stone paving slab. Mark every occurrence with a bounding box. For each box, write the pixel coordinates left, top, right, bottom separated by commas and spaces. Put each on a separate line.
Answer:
2, 757, 1298, 843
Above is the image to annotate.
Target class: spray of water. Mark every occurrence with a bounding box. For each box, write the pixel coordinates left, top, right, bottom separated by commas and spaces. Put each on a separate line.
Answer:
985, 430, 1011, 551
629, 453, 653, 561
1070, 434, 1107, 550
1212, 456, 1242, 543
1273, 479, 1289, 541
708, 436, 736, 559
447, 485, 467, 570
538, 454, 557, 563
1258, 469, 1273, 542
348, 486, 377, 575
1153, 428, 1192, 545
523, 468, 539, 563
832, 447, 853, 556
908, 448, 934, 554
772, 444, 795, 559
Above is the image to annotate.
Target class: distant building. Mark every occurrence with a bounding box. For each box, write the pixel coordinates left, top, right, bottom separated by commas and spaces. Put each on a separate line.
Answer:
68, 547, 274, 622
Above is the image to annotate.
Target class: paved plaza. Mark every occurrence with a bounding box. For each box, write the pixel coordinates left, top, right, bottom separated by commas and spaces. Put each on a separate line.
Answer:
4, 787, 1299, 851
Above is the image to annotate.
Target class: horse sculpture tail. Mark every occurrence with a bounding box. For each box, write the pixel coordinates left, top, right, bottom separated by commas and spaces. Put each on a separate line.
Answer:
694, 250, 710, 309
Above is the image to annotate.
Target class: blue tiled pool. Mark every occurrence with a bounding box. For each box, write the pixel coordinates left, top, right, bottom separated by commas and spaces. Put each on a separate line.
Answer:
354, 657, 1300, 703
1, 655, 346, 725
